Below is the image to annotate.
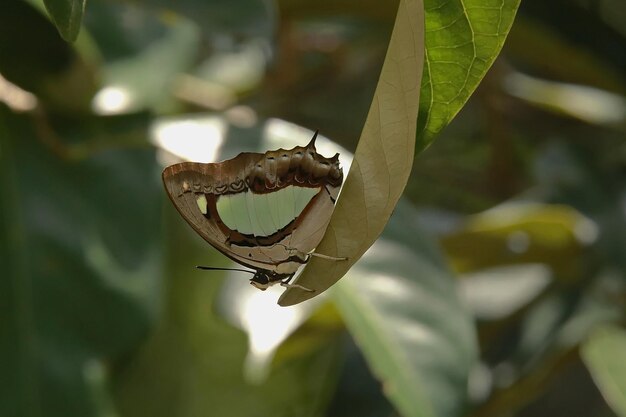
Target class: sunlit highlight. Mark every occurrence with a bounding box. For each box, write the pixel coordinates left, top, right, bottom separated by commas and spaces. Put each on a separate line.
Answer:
505, 71, 626, 126
151, 116, 226, 164
225, 105, 258, 128
265, 118, 353, 173
242, 288, 301, 352
459, 264, 552, 319
92, 85, 134, 115
573, 216, 599, 245
506, 231, 530, 254
239, 286, 309, 382
0, 74, 37, 111
217, 273, 322, 384
172, 74, 236, 110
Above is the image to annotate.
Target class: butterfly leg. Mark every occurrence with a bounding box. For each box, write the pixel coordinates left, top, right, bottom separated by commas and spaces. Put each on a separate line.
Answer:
271, 243, 347, 262
279, 274, 314, 292
280, 281, 315, 292
306, 251, 348, 261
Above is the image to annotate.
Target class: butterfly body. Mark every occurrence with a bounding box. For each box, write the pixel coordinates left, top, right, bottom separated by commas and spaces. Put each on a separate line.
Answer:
162, 132, 343, 290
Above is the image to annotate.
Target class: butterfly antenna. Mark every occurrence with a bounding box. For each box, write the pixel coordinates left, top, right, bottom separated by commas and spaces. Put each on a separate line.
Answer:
196, 266, 255, 275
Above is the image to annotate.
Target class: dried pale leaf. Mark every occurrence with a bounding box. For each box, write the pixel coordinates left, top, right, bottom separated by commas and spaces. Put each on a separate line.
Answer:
279, 0, 425, 306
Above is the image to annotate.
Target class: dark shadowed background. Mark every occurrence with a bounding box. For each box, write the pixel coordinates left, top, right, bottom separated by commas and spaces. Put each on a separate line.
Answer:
1, 0, 625, 417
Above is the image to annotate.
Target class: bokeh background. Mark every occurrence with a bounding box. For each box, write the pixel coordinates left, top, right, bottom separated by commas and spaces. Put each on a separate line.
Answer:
1, 0, 625, 417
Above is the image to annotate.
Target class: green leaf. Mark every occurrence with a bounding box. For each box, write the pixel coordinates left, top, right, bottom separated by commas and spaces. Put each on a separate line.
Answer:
0, 107, 161, 417
90, 5, 200, 114
0, 0, 97, 113
417, 0, 521, 151
581, 325, 626, 417
279, 0, 425, 306
441, 203, 596, 279
43, 0, 85, 42
334, 202, 477, 417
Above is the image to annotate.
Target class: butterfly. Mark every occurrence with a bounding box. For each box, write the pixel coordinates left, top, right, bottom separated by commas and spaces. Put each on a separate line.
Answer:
162, 131, 343, 291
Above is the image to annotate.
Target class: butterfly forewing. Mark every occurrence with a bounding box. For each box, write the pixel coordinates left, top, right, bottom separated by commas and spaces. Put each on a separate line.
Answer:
162, 134, 343, 280
163, 162, 297, 273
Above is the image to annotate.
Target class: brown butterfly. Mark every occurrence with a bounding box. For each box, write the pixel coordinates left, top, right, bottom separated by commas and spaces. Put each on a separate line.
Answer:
162, 131, 343, 291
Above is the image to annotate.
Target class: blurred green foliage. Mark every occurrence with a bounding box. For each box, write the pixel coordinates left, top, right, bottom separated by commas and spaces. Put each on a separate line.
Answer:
1, 0, 625, 417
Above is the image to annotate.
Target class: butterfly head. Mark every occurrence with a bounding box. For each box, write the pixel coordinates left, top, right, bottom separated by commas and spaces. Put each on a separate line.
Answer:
249, 270, 295, 291
249, 271, 273, 291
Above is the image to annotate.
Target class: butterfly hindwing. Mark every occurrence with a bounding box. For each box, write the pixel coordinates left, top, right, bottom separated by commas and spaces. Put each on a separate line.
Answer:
163, 163, 297, 273
162, 134, 343, 279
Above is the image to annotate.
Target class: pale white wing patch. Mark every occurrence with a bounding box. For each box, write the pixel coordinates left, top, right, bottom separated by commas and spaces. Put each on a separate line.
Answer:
266, 191, 282, 232
196, 195, 208, 214
253, 192, 277, 235
245, 191, 264, 236
276, 186, 294, 228
215, 194, 233, 228
229, 195, 245, 233
293, 186, 317, 215
215, 186, 320, 237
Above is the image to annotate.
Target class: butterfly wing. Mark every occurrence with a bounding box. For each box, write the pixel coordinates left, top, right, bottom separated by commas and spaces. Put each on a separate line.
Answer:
162, 137, 343, 275
162, 160, 298, 273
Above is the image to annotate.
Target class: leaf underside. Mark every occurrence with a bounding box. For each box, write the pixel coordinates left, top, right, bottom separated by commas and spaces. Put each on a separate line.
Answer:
334, 201, 477, 417
417, 0, 521, 151
279, 0, 425, 306
43, 0, 86, 42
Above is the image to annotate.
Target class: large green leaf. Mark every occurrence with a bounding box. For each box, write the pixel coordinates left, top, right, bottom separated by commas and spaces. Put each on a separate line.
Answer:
279, 0, 425, 306
43, 0, 86, 42
441, 203, 596, 278
581, 325, 626, 417
417, 0, 521, 151
0, 107, 161, 417
334, 201, 477, 417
